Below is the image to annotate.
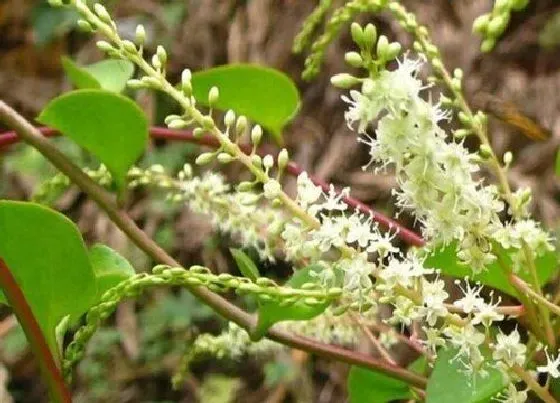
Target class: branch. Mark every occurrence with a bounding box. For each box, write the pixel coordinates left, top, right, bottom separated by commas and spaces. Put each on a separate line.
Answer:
0, 126, 425, 247
0, 99, 427, 389
0, 258, 72, 403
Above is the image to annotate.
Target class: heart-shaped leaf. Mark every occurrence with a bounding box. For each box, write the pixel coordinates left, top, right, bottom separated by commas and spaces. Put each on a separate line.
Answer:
62, 56, 135, 93
0, 201, 96, 353
252, 265, 331, 340
89, 244, 136, 302
192, 64, 300, 144
230, 248, 260, 282
426, 347, 505, 403
424, 242, 558, 297
38, 89, 148, 190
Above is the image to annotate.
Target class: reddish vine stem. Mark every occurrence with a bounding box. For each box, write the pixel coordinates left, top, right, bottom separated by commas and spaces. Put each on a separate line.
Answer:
0, 258, 72, 403
0, 100, 427, 389
0, 126, 425, 247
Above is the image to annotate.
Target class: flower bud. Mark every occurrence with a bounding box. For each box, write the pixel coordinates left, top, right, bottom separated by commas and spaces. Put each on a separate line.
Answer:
330, 73, 360, 89
217, 153, 234, 163
94, 3, 111, 22
494, 0, 509, 13
135, 24, 146, 45
193, 128, 205, 138
481, 38, 496, 53
251, 125, 263, 145
156, 45, 167, 65
344, 52, 363, 68
167, 119, 187, 129
236, 116, 247, 136
479, 144, 493, 158
263, 180, 281, 200
263, 154, 274, 169
350, 23, 364, 47
195, 152, 215, 165
201, 116, 214, 129
488, 15, 509, 37
363, 24, 377, 50
385, 42, 402, 60
237, 181, 254, 192
151, 54, 162, 70
376, 35, 389, 60
96, 40, 113, 52
181, 69, 192, 94
472, 14, 491, 34
122, 40, 137, 54
48, 0, 63, 6
224, 110, 236, 127
208, 86, 219, 106
503, 151, 513, 166
77, 20, 93, 33
511, 0, 529, 10
251, 154, 262, 167
278, 148, 289, 169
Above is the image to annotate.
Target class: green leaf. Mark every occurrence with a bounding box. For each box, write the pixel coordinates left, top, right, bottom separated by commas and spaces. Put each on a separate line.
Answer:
31, 2, 78, 46
0, 201, 96, 353
348, 366, 412, 403
252, 265, 330, 340
89, 244, 136, 301
230, 248, 260, 281
192, 64, 300, 144
555, 149, 560, 176
424, 242, 558, 297
426, 348, 505, 403
38, 89, 149, 190
62, 56, 135, 93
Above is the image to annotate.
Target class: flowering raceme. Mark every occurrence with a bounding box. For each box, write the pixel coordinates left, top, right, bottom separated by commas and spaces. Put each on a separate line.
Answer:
336, 55, 553, 275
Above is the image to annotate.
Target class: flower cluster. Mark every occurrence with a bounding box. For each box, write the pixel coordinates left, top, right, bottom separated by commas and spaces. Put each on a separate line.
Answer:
333, 25, 554, 276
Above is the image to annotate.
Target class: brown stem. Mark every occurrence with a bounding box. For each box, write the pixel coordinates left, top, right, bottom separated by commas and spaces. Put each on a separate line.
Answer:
0, 100, 427, 389
0, 258, 72, 403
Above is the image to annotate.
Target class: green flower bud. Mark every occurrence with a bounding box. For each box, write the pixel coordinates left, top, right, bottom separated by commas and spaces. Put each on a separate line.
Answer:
251, 154, 262, 167
96, 40, 113, 53
363, 24, 377, 51
376, 35, 389, 60
77, 20, 93, 33
511, 0, 529, 11
151, 54, 162, 70
479, 144, 493, 158
386, 42, 402, 60
251, 125, 263, 145
167, 119, 187, 129
122, 40, 137, 54
480, 38, 496, 53
135, 24, 146, 45
156, 45, 167, 65
277, 148, 289, 169
350, 23, 364, 47
217, 153, 234, 163
330, 73, 360, 89
263, 180, 281, 200
453, 129, 471, 139
344, 51, 363, 68
193, 128, 205, 138
236, 115, 247, 136
48, 0, 64, 6
208, 86, 219, 106
472, 14, 491, 34
487, 14, 509, 37
201, 116, 214, 129
494, 0, 510, 13
503, 151, 513, 166
224, 110, 236, 127
195, 152, 215, 165
94, 3, 111, 22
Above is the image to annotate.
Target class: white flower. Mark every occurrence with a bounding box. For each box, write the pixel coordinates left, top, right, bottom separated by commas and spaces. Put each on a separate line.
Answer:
420, 278, 448, 326
492, 330, 526, 368
537, 348, 560, 378
338, 252, 374, 292
296, 172, 322, 209
494, 383, 527, 403
453, 279, 484, 314
346, 214, 377, 248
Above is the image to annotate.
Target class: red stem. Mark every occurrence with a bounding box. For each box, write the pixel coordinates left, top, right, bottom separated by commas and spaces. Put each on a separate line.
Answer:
0, 258, 72, 403
0, 126, 425, 247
